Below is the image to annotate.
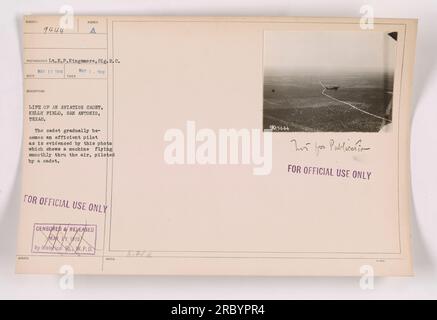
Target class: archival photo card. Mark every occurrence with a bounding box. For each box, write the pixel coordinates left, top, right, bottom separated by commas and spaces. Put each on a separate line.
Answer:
16, 17, 416, 276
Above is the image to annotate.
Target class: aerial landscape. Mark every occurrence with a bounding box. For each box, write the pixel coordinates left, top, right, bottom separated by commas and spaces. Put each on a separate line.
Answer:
263, 31, 397, 132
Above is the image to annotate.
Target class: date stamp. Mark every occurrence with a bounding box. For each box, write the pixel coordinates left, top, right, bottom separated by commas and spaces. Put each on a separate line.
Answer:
31, 223, 97, 255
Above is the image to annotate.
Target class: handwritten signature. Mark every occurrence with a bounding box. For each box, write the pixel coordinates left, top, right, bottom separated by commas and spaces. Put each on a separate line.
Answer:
290, 138, 371, 156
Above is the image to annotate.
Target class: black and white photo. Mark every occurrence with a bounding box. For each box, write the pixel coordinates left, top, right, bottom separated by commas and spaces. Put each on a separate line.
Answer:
263, 31, 397, 132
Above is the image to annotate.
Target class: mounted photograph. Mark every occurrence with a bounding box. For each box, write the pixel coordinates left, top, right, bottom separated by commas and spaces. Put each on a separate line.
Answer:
263, 31, 398, 132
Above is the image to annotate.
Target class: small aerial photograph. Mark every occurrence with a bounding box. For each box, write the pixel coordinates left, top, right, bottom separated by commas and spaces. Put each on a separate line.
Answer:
263, 31, 397, 132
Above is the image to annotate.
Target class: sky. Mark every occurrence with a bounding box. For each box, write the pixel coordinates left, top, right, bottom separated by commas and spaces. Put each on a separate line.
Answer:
264, 31, 397, 74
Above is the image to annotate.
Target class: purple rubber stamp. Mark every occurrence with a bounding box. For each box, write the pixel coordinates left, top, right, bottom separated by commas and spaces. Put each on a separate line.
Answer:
32, 223, 97, 255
